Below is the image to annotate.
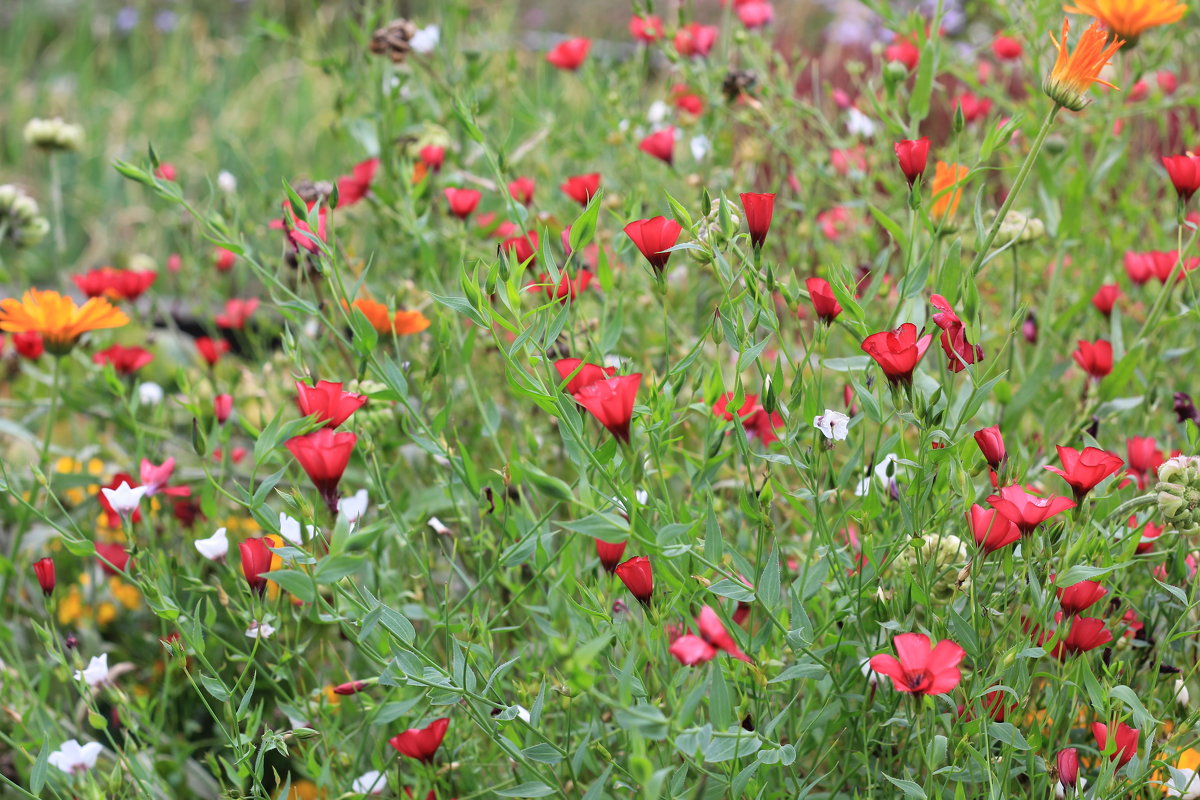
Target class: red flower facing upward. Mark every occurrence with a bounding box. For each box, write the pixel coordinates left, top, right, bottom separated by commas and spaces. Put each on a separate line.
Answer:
1072, 339, 1113, 380
861, 323, 933, 387
239, 537, 274, 596
674, 23, 718, 57
418, 146, 445, 172
595, 539, 627, 573
561, 173, 601, 206
1044, 445, 1124, 499
1056, 578, 1108, 615
1092, 722, 1138, 768
739, 192, 776, 249
546, 37, 590, 70
500, 231, 539, 265
628, 14, 664, 42
638, 127, 676, 166
1162, 154, 1200, 203
614, 556, 653, 605
507, 177, 535, 206
805, 277, 842, 323
214, 298, 260, 329
973, 426, 1006, 471
885, 35, 920, 70
553, 358, 615, 395
334, 157, 379, 207
1126, 436, 1164, 488
894, 138, 930, 186
195, 337, 230, 366
93, 344, 153, 375
987, 485, 1075, 533
1047, 612, 1113, 658
993, 34, 1023, 60
736, 1, 774, 28
285, 428, 357, 514
930, 295, 983, 372
869, 633, 965, 695
573, 374, 642, 444
669, 606, 754, 665
296, 380, 367, 428
1091, 284, 1120, 316
33, 557, 55, 596
389, 717, 450, 763
444, 188, 482, 220
73, 267, 158, 302
967, 504, 1022, 553
624, 216, 683, 274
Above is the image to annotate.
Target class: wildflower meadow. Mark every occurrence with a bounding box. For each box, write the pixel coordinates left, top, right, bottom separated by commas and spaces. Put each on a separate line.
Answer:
3, 0, 1200, 797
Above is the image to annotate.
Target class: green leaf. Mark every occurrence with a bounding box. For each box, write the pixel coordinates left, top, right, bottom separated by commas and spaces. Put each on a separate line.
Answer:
262, 569, 316, 603
28, 739, 49, 794
314, 554, 364, 583
908, 40, 936, 121
495, 782, 555, 797
521, 744, 563, 764
708, 579, 755, 603
883, 773, 928, 799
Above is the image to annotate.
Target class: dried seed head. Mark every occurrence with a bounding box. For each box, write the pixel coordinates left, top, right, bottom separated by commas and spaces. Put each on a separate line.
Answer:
369, 18, 419, 63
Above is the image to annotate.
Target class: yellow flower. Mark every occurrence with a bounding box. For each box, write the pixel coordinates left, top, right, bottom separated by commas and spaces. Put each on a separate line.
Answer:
274, 780, 326, 800
222, 516, 260, 534
109, 577, 141, 611
320, 685, 341, 707
930, 162, 969, 222
57, 585, 86, 626
0, 289, 129, 355
54, 457, 105, 505
1043, 18, 1124, 111
96, 602, 118, 626
1064, 0, 1185, 42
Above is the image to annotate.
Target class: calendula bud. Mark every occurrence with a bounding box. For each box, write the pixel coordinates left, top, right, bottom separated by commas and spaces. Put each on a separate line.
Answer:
23, 117, 84, 151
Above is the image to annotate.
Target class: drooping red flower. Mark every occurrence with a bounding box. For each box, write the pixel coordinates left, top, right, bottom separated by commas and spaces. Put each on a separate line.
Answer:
1162, 154, 1200, 204
1091, 284, 1120, 316
1092, 722, 1138, 767
418, 146, 445, 172
1044, 445, 1124, 499
546, 37, 591, 70
296, 380, 367, 428
930, 294, 983, 372
93, 344, 153, 375
894, 138, 930, 186
500, 231, 539, 265
861, 323, 933, 387
389, 718, 450, 763
335, 158, 380, 207
614, 556, 653, 605
738, 192, 776, 249
195, 337, 230, 366
33, 557, 55, 597
973, 426, 1006, 471
560, 173, 601, 206
239, 537, 274, 596
443, 187, 482, 220
1057, 578, 1108, 615
674, 22, 718, 57
628, 14, 664, 42
285, 428, 357, 514
72, 267, 158, 302
638, 127, 675, 165
573, 374, 642, 444
805, 277, 842, 323
987, 485, 1075, 534
992, 34, 1023, 60
1072, 339, 1112, 380
1125, 436, 1164, 489
507, 177, 535, 206
869, 633, 965, 695
595, 539, 627, 573
624, 216, 683, 275
967, 504, 1022, 553
669, 606, 753, 665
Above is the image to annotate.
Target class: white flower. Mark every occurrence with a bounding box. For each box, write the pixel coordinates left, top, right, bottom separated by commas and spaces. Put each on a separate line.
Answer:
217, 170, 238, 193
245, 620, 276, 639
410, 24, 440, 54
846, 107, 877, 138
137, 382, 164, 405
353, 769, 387, 795
337, 490, 369, 527
278, 513, 315, 546
48, 739, 102, 774
690, 134, 711, 161
1177, 678, 1191, 707
427, 517, 451, 535
74, 654, 109, 687
813, 409, 850, 441
194, 527, 229, 561
515, 704, 532, 723
647, 100, 670, 124
100, 481, 146, 519
855, 453, 902, 496
1168, 768, 1200, 799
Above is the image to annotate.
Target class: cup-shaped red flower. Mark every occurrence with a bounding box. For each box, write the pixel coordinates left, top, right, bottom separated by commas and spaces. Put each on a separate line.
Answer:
1056, 747, 1079, 789
624, 216, 683, 275
674, 23, 718, 57
546, 37, 590, 70
285, 428, 357, 514
670, 606, 754, 665
561, 173, 601, 206
861, 323, 933, 387
628, 14, 664, 42
1093, 721, 1138, 768
1073, 339, 1112, 380
805, 277, 842, 323
712, 392, 759, 421
239, 537, 274, 597
930, 295, 983, 372
389, 717, 450, 763
738, 192, 776, 249
894, 138, 930, 186
1091, 284, 1120, 316
595, 539, 627, 573
444, 188, 482, 220
967, 504, 1021, 553
1044, 445, 1124, 499
614, 556, 653, 605
1163, 155, 1200, 204
1056, 578, 1108, 615
33, 557, 55, 596
334, 158, 379, 207
508, 177, 535, 206
196, 337, 230, 366
553, 358, 615, 395
573, 374, 641, 444
869, 633, 965, 695
95, 542, 131, 575
296, 380, 367, 429
418, 146, 445, 171
500, 231, 539, 265
638, 128, 675, 165
1047, 612, 1113, 657
973, 426, 1006, 471
987, 485, 1075, 534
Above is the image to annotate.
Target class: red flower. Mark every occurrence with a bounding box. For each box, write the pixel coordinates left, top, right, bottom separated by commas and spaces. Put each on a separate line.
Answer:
669, 606, 753, 665
712, 393, 759, 421
195, 337, 230, 366
1072, 339, 1112, 380
93, 344, 153, 375
973, 426, 1006, 471
861, 323, 933, 387
930, 294, 983, 372
894, 138, 930, 186
215, 298, 260, 329
967, 504, 1022, 553
333, 680, 369, 695
73, 267, 157, 301
674, 23, 718, 57
33, 557, 55, 596
154, 163, 177, 181
869, 632, 965, 695
214, 394, 233, 424
296, 380, 367, 428
389, 717, 450, 763
638, 127, 675, 165
1126, 436, 1164, 488
215, 247, 237, 272
13, 331, 44, 360
270, 201, 329, 253
1131, 516, 1163, 553
628, 14, 664, 42
239, 537, 274, 596
1045, 612, 1113, 657
595, 539, 627, 573
573, 374, 641, 444
553, 358, 615, 395
443, 188, 481, 220
1057, 578, 1108, 615
956, 92, 991, 123
508, 177, 535, 206
334, 158, 379, 207
624, 216, 683, 275
992, 34, 1023, 60
805, 277, 842, 323
1091, 284, 1120, 316
735, 1, 774, 28
885, 36, 920, 70
1124, 251, 1157, 285
614, 556, 653, 605
1057, 748, 1079, 789
285, 428, 357, 514
561, 173, 600, 206
546, 37, 590, 70
1162, 154, 1200, 203
987, 485, 1075, 534
418, 146, 445, 171
140, 457, 189, 498
738, 192, 776, 249
529, 270, 593, 303
673, 86, 704, 115
744, 408, 784, 446
500, 231, 539, 265
1092, 722, 1138, 768
1044, 445, 1124, 499
95, 542, 131, 575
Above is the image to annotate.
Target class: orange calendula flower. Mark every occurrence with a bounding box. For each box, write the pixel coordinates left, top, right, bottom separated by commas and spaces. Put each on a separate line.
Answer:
1043, 18, 1124, 111
348, 298, 431, 336
0, 289, 129, 355
930, 162, 969, 222
1064, 0, 1185, 43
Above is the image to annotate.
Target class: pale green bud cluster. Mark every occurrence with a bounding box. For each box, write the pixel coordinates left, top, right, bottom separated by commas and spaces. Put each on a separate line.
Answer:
980, 210, 1046, 249
890, 533, 970, 601
1156, 455, 1200, 533
0, 185, 51, 248
23, 117, 84, 151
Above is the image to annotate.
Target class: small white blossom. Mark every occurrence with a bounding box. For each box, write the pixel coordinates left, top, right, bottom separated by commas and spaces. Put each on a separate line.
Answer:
100, 481, 146, 518
846, 107, 877, 138
194, 527, 229, 561
74, 654, 109, 687
427, 517, 451, 535
245, 620, 276, 639
137, 382, 164, 405
1177, 678, 1191, 707
410, 24, 440, 54
278, 513, 315, 546
353, 770, 387, 795
337, 489, 369, 527
217, 170, 238, 193
48, 739, 102, 774
647, 100, 671, 124
813, 409, 850, 441
690, 134, 712, 161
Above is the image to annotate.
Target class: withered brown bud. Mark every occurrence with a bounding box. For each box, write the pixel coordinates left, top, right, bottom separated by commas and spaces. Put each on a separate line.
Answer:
722, 69, 757, 102
291, 180, 333, 205
370, 18, 419, 63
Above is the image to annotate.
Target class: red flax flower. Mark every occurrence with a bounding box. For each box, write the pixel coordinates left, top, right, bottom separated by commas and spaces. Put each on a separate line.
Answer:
993, 34, 1023, 60
444, 188, 482, 220
595, 539, 627, 573
1044, 445, 1124, 499
624, 216, 683, 275
239, 537, 274, 596
628, 14, 664, 42
973, 426, 1006, 471
1057, 748, 1079, 790
805, 277, 842, 323
214, 394, 233, 424
296, 380, 367, 428
333, 680, 369, 695
1057, 578, 1108, 615
389, 717, 450, 763
529, 270, 593, 303
967, 504, 1022, 553
894, 138, 930, 187
638, 127, 675, 166
930, 295, 983, 372
93, 344, 153, 375
669, 606, 754, 665
546, 37, 590, 70
214, 298, 260, 329
195, 337, 230, 366
553, 358, 615, 395
508, 177, 535, 206
738, 193, 776, 249
1091, 284, 1120, 316
561, 173, 601, 206
1041, 19, 1123, 112
674, 23, 718, 57
574, 374, 642, 444
1162, 154, 1200, 204
95, 542, 131, 575
614, 556, 653, 605
334, 158, 379, 207
500, 231, 539, 265
1043, 612, 1112, 657
1092, 722, 1138, 768
861, 323, 932, 387
33, 557, 55, 596
73, 267, 158, 302
1073, 339, 1112, 380
1126, 436, 1164, 488
286, 429, 357, 514
270, 201, 329, 253
869, 633, 965, 695
713, 393, 759, 421
418, 146, 445, 172
987, 485, 1075, 533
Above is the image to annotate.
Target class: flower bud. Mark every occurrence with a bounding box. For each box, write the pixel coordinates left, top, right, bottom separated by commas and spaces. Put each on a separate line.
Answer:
23, 117, 84, 151
1156, 455, 1200, 532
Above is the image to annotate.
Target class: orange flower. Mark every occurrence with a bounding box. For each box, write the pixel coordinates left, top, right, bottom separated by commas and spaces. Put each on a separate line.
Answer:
1064, 0, 1185, 42
392, 309, 431, 335
930, 162, 969, 222
1043, 18, 1123, 111
0, 289, 129, 355
348, 298, 430, 336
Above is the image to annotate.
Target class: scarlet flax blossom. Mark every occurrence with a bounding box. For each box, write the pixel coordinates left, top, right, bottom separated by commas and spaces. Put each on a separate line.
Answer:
574, 374, 641, 444
215, 298, 260, 329
1091, 283, 1120, 316
72, 267, 157, 301
967, 504, 1022, 553
270, 201, 329, 253
869, 633, 965, 695
669, 606, 754, 665
805, 277, 842, 323
1044, 445, 1124, 499
297, 380, 367, 428
987, 485, 1075, 533
195, 337, 230, 366
1057, 578, 1108, 615
239, 537, 275, 596
561, 173, 600, 206
33, 557, 55, 596
1057, 747, 1079, 789
624, 216, 683, 275
529, 270, 593, 303
1162, 154, 1200, 204
507, 177, 535, 206
389, 718, 449, 763
738, 192, 776, 249
614, 556, 653, 605
930, 294, 983, 372
638, 128, 675, 165
1042, 18, 1123, 112
894, 138, 930, 186
674, 23, 718, 57
861, 323, 933, 387
93, 344, 153, 375
553, 358, 615, 395
973, 426, 1006, 471
1073, 339, 1113, 380
1092, 721, 1138, 767
595, 539, 627, 573
286, 429, 357, 513
443, 188, 481, 220
628, 14, 664, 42
546, 37, 590, 70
